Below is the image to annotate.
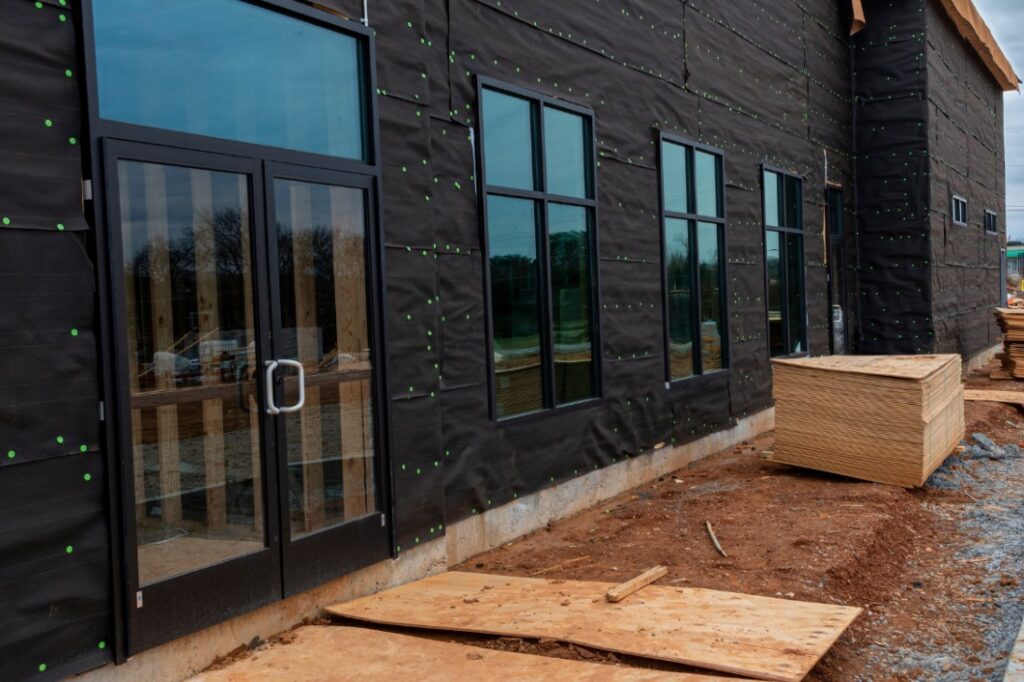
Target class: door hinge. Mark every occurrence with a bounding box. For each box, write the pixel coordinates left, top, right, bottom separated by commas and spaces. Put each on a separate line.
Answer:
136, 590, 143, 608
83, 178, 93, 201
380, 513, 387, 528
99, 400, 105, 422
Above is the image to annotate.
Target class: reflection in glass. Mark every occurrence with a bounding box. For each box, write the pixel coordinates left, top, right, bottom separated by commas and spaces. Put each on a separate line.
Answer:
785, 175, 802, 228
94, 0, 366, 159
695, 151, 720, 218
274, 180, 376, 538
544, 107, 590, 199
764, 170, 781, 227
662, 141, 688, 214
665, 218, 694, 379
482, 89, 536, 191
487, 196, 543, 417
698, 222, 723, 371
548, 204, 595, 404
118, 160, 264, 586
766, 230, 784, 357
786, 233, 805, 354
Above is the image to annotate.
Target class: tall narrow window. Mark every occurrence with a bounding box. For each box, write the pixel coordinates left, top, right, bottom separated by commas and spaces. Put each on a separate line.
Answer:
952, 195, 968, 226
480, 83, 598, 418
985, 210, 998, 234
659, 137, 727, 381
763, 169, 805, 357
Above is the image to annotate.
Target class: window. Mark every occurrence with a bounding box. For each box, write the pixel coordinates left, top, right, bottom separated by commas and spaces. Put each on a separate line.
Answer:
952, 195, 968, 226
92, 0, 368, 159
659, 137, 727, 381
985, 210, 998, 234
480, 82, 598, 418
763, 169, 806, 357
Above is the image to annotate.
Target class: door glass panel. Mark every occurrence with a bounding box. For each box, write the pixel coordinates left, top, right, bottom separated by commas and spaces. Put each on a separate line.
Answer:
548, 203, 595, 405
117, 160, 264, 586
274, 179, 377, 538
786, 233, 806, 354
665, 218, 694, 379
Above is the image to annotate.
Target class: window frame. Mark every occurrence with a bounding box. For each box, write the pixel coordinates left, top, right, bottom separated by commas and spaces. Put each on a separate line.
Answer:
475, 76, 602, 422
952, 194, 968, 227
761, 165, 807, 359
83, 0, 378, 176
656, 132, 730, 386
985, 209, 999, 235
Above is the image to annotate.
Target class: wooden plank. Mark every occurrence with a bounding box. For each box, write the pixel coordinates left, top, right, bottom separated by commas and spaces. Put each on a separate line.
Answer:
330, 186, 372, 519
236, 174, 263, 536
605, 566, 667, 603
191, 169, 227, 530
290, 182, 325, 532
964, 389, 1024, 405
143, 163, 182, 526
326, 571, 862, 682
191, 625, 743, 681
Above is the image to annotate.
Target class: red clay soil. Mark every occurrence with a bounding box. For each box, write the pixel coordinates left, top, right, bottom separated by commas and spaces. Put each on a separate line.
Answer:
455, 368, 1024, 681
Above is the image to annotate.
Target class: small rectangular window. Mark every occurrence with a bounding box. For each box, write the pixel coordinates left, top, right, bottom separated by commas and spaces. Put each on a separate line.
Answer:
659, 137, 727, 381
763, 168, 805, 357
480, 82, 598, 418
985, 210, 998, 234
93, 0, 368, 159
952, 195, 968, 226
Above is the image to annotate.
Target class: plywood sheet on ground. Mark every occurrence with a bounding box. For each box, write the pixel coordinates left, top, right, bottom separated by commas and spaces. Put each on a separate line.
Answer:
191, 625, 742, 681
963, 389, 1024, 405
326, 572, 862, 682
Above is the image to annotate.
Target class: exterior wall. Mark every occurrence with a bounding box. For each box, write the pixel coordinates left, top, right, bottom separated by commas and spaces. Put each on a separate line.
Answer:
926, 0, 1005, 358
338, 0, 856, 556
853, 0, 933, 354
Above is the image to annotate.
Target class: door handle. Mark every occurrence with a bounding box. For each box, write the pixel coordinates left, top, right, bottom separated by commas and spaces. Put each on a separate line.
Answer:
264, 360, 280, 415
276, 359, 306, 414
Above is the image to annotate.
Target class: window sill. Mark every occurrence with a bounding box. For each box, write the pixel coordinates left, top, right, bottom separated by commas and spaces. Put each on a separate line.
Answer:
495, 395, 603, 425
667, 369, 732, 390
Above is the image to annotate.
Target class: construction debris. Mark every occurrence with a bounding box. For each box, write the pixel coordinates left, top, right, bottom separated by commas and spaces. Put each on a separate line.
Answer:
605, 566, 668, 602
963, 389, 1024, 406
706, 521, 728, 558
771, 355, 964, 487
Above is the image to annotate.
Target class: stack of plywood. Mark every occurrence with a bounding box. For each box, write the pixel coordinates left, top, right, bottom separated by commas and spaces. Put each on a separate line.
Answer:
771, 354, 964, 487
994, 308, 1024, 378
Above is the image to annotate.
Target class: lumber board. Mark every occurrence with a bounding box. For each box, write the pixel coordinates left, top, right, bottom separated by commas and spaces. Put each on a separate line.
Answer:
191, 169, 227, 529
963, 389, 1024, 405
191, 625, 743, 681
326, 571, 862, 682
605, 566, 667, 602
144, 162, 182, 525
290, 182, 326, 533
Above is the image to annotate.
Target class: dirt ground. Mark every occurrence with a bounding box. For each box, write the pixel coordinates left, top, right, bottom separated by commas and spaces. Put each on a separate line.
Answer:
207, 362, 1024, 681
455, 364, 1024, 681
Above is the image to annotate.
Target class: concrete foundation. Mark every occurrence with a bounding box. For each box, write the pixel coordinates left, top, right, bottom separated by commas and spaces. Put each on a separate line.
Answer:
964, 342, 1002, 377
77, 408, 773, 682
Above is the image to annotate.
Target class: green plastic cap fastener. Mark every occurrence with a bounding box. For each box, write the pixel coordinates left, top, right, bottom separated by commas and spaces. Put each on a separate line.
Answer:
6, 450, 14, 459
65, 545, 73, 554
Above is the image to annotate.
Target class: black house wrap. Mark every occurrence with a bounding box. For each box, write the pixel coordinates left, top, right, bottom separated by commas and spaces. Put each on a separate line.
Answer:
0, 0, 1010, 678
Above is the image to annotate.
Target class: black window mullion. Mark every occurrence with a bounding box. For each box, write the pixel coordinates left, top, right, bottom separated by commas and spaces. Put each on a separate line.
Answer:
690, 218, 703, 376
717, 223, 729, 368
536, 102, 556, 409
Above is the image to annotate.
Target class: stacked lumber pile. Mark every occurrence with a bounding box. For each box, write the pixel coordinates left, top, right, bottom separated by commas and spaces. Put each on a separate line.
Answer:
993, 308, 1024, 378
772, 355, 964, 487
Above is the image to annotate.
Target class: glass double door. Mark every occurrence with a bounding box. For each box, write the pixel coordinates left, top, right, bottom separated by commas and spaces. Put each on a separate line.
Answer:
105, 141, 388, 652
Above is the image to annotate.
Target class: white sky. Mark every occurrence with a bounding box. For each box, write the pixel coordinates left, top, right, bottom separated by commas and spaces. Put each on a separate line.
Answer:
973, 0, 1024, 241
